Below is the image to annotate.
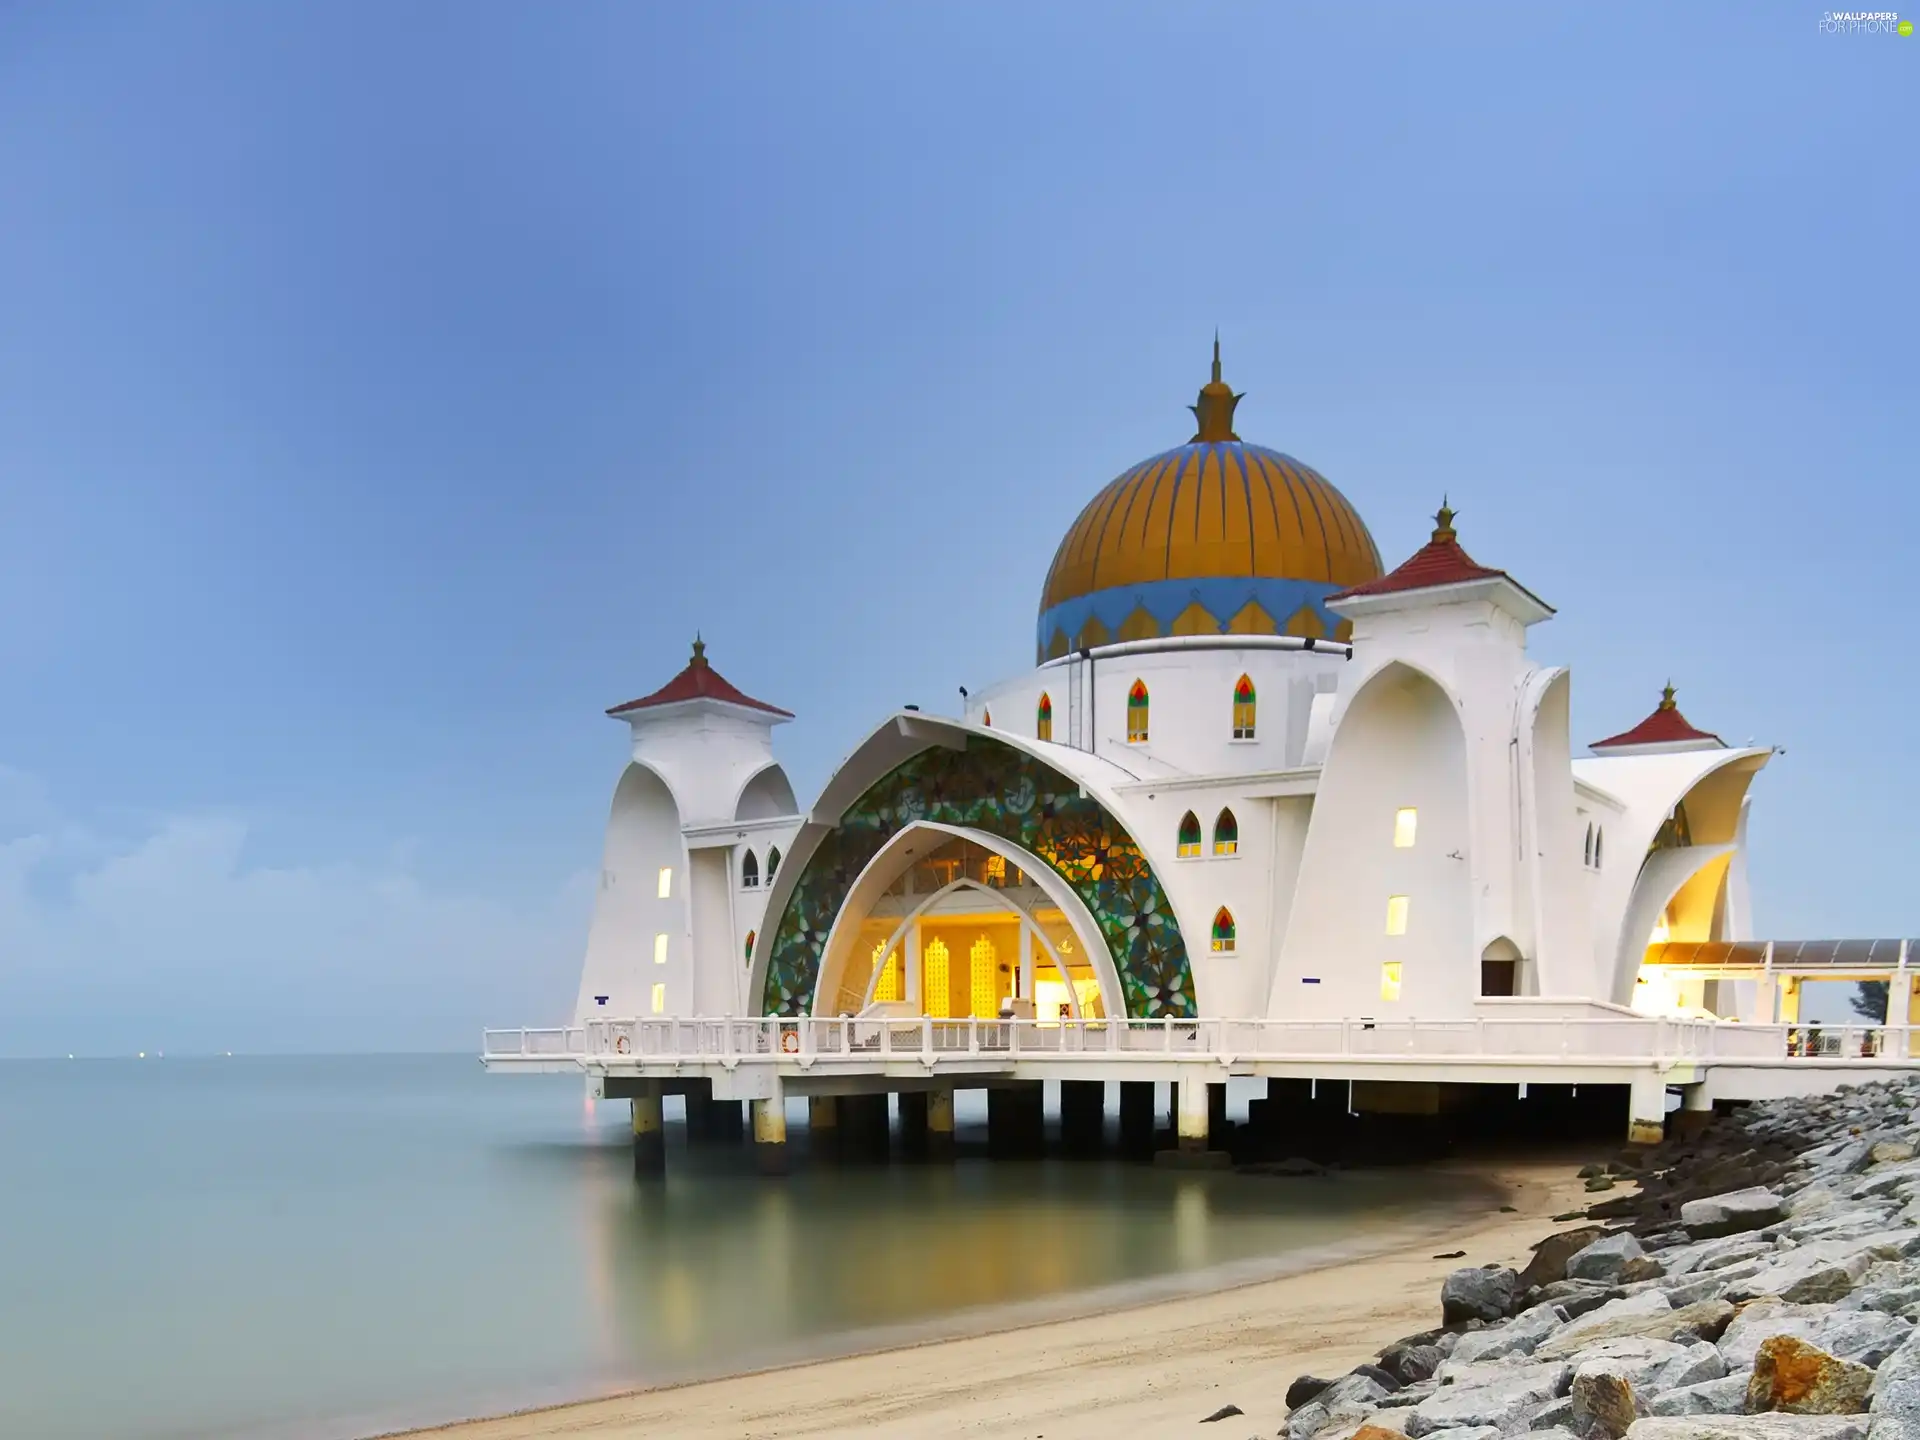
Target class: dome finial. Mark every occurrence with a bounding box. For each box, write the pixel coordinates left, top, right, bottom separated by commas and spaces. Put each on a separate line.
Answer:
691, 633, 707, 667
1659, 681, 1677, 710
1189, 332, 1242, 443
1432, 496, 1458, 541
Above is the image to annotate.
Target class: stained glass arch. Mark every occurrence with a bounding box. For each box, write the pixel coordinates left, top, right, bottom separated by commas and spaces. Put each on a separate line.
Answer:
1232, 674, 1256, 739
1213, 808, 1239, 856
1177, 811, 1202, 858
1036, 692, 1053, 742
1211, 907, 1236, 953
1127, 680, 1149, 743
741, 849, 759, 888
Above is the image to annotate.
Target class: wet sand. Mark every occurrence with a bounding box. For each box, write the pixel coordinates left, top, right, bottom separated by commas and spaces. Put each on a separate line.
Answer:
395, 1159, 1589, 1440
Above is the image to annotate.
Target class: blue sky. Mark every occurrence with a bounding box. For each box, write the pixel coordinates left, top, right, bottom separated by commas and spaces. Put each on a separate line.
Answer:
0, 2, 1913, 1054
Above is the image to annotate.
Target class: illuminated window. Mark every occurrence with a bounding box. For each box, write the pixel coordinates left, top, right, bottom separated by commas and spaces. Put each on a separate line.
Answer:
657, 866, 673, 898
1177, 811, 1202, 859
1211, 907, 1236, 953
653, 933, 669, 965
1394, 808, 1418, 848
766, 846, 781, 881
1380, 962, 1403, 1002
1385, 895, 1409, 936
1213, 808, 1239, 856
983, 854, 1006, 886
873, 943, 903, 1002
1232, 674, 1256, 739
923, 939, 951, 1019
1036, 692, 1053, 742
650, 983, 666, 1015
1127, 679, 1149, 743
969, 935, 998, 1018
741, 850, 759, 888
743, 929, 756, 964
983, 707, 992, 728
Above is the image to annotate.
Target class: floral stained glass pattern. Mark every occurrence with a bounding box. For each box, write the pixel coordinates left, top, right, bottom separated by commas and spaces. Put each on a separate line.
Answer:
1036, 692, 1053, 743
1126, 680, 1149, 743
1232, 674, 1256, 739
1177, 811, 1202, 859
759, 736, 1195, 1019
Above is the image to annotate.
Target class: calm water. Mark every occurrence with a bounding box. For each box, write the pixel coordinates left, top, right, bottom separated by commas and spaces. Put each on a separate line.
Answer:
0, 1057, 1483, 1440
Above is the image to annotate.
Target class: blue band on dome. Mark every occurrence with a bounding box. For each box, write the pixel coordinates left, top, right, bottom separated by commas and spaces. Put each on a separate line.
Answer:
1036, 576, 1348, 657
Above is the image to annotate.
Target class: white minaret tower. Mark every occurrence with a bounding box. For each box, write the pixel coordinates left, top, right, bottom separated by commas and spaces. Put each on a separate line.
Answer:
574, 638, 799, 1024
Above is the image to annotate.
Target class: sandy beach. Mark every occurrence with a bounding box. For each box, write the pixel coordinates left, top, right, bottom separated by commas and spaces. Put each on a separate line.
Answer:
401, 1159, 1589, 1440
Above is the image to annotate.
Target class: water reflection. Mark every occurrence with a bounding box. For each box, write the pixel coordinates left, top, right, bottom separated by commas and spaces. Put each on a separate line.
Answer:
581, 1140, 1442, 1382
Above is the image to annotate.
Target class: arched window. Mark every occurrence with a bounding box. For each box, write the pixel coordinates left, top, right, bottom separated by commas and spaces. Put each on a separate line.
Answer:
1211, 907, 1236, 953
743, 929, 756, 964
1594, 827, 1604, 869
1584, 823, 1594, 868
873, 942, 903, 1002
1127, 679, 1149, 743
1232, 674, 1256, 739
1213, 808, 1239, 856
1177, 811, 1202, 859
923, 938, 951, 1019
1036, 692, 1053, 743
741, 849, 759, 888
766, 846, 781, 881
983, 708, 992, 728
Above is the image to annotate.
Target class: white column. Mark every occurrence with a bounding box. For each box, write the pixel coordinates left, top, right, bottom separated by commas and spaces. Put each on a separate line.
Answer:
1627, 1073, 1666, 1146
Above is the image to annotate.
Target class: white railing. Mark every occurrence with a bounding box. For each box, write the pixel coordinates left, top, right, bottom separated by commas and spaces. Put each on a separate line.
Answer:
480, 1017, 1914, 1067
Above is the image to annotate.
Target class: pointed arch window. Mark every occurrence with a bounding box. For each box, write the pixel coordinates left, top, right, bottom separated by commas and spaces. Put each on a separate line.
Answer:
1594, 827, 1604, 869
983, 707, 992, 728
743, 929, 756, 965
873, 943, 903, 1002
1232, 674, 1256, 739
1126, 679, 1149, 743
969, 934, 998, 1018
924, 938, 952, 1019
1211, 907, 1236, 953
1584, 823, 1594, 868
741, 849, 759, 889
766, 846, 781, 881
1036, 692, 1053, 743
1213, 808, 1239, 856
1177, 811, 1202, 859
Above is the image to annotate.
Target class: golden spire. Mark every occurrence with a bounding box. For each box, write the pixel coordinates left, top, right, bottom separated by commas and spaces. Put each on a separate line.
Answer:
1432, 496, 1458, 542
691, 633, 708, 667
1188, 332, 1243, 443
1659, 681, 1677, 711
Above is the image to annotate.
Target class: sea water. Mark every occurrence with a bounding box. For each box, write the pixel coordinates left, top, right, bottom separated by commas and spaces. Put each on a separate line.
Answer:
0, 1056, 1481, 1440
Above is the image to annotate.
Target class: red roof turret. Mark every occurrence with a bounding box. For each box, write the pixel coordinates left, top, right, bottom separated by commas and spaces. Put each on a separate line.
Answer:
1327, 501, 1551, 613
1590, 683, 1722, 753
607, 637, 793, 719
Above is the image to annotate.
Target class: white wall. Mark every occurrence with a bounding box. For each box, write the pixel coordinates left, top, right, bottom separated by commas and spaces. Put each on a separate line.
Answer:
574, 763, 686, 1024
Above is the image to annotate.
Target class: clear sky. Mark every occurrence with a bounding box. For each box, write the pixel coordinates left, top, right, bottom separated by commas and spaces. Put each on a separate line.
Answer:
0, 2, 1913, 1054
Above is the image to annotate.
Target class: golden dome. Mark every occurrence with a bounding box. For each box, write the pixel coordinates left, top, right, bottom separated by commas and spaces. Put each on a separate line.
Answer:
1036, 343, 1382, 661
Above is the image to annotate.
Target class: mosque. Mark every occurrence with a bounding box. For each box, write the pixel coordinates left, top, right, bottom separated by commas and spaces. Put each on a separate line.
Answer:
567, 344, 1823, 1045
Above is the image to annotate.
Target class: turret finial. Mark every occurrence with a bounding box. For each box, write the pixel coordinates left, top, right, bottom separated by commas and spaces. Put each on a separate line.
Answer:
1188, 332, 1243, 442
1432, 496, 1458, 541
691, 633, 707, 666
1659, 681, 1676, 710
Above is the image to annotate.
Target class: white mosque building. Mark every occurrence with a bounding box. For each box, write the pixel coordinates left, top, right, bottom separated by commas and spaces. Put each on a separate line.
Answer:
562, 345, 1862, 1057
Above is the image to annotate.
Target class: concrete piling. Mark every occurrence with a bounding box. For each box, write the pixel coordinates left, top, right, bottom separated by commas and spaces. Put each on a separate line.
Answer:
631, 1083, 665, 1180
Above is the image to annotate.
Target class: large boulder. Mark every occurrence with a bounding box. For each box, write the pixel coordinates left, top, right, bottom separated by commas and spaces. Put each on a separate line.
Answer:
1378, 1344, 1445, 1386
1570, 1233, 1652, 1285
1721, 1299, 1913, 1371
1728, 1251, 1874, 1306
1446, 1303, 1568, 1367
1645, 1372, 1754, 1417
1566, 1337, 1694, 1392
1287, 1373, 1390, 1439
1747, 1336, 1875, 1415
1523, 1228, 1613, 1288
1442, 1266, 1522, 1325
1540, 1297, 1734, 1360
1287, 1375, 1335, 1409
1680, 1187, 1790, 1239
1625, 1417, 1868, 1437
1402, 1360, 1572, 1436
1871, 1330, 1920, 1417
1572, 1371, 1643, 1439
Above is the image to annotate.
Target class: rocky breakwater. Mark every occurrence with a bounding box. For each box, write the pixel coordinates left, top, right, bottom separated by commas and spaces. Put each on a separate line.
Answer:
1276, 1076, 1920, 1440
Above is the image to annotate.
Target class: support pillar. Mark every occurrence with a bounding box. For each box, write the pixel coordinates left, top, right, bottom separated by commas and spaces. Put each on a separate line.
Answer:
842, 1093, 890, 1162
684, 1089, 715, 1146
1177, 1073, 1210, 1154
1060, 1079, 1105, 1157
752, 1084, 789, 1176
988, 1081, 1043, 1159
1672, 1082, 1713, 1139
898, 1090, 930, 1160
808, 1095, 840, 1161
1207, 1081, 1228, 1149
1627, 1073, 1667, 1147
927, 1087, 955, 1161
631, 1083, 665, 1180
1119, 1080, 1155, 1159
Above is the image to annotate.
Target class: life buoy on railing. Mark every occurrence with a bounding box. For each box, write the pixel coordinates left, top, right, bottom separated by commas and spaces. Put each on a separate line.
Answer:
614, 1034, 630, 1055
780, 1030, 799, 1054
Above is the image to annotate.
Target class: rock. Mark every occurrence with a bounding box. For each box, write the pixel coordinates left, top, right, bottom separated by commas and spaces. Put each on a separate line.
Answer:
1285, 1400, 1330, 1439
1795, 1187, 1842, 1217
1728, 1251, 1872, 1305
1377, 1380, 1439, 1410
1570, 1233, 1652, 1285
1379, 1343, 1445, 1385
1581, 1164, 1609, 1179
1622, 1257, 1669, 1283
1300, 1373, 1390, 1434
1446, 1302, 1567, 1367
1525, 1228, 1613, 1288
1352, 1427, 1414, 1440
1200, 1403, 1244, 1422
1747, 1336, 1875, 1415
1681, 1187, 1790, 1239
1441, 1266, 1522, 1325
1874, 1143, 1916, 1166
1402, 1360, 1572, 1436
1418, 1429, 1499, 1440
1646, 1372, 1753, 1417
1539, 1294, 1736, 1359
1871, 1330, 1920, 1416
1566, 1337, 1693, 1392
1353, 1362, 1404, 1393
1573, 1371, 1643, 1439
1590, 1178, 1619, 1192
1718, 1299, 1911, 1371
1655, 1340, 1730, 1391
1288, 1375, 1335, 1409
1532, 1396, 1576, 1430
1624, 1417, 1869, 1438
